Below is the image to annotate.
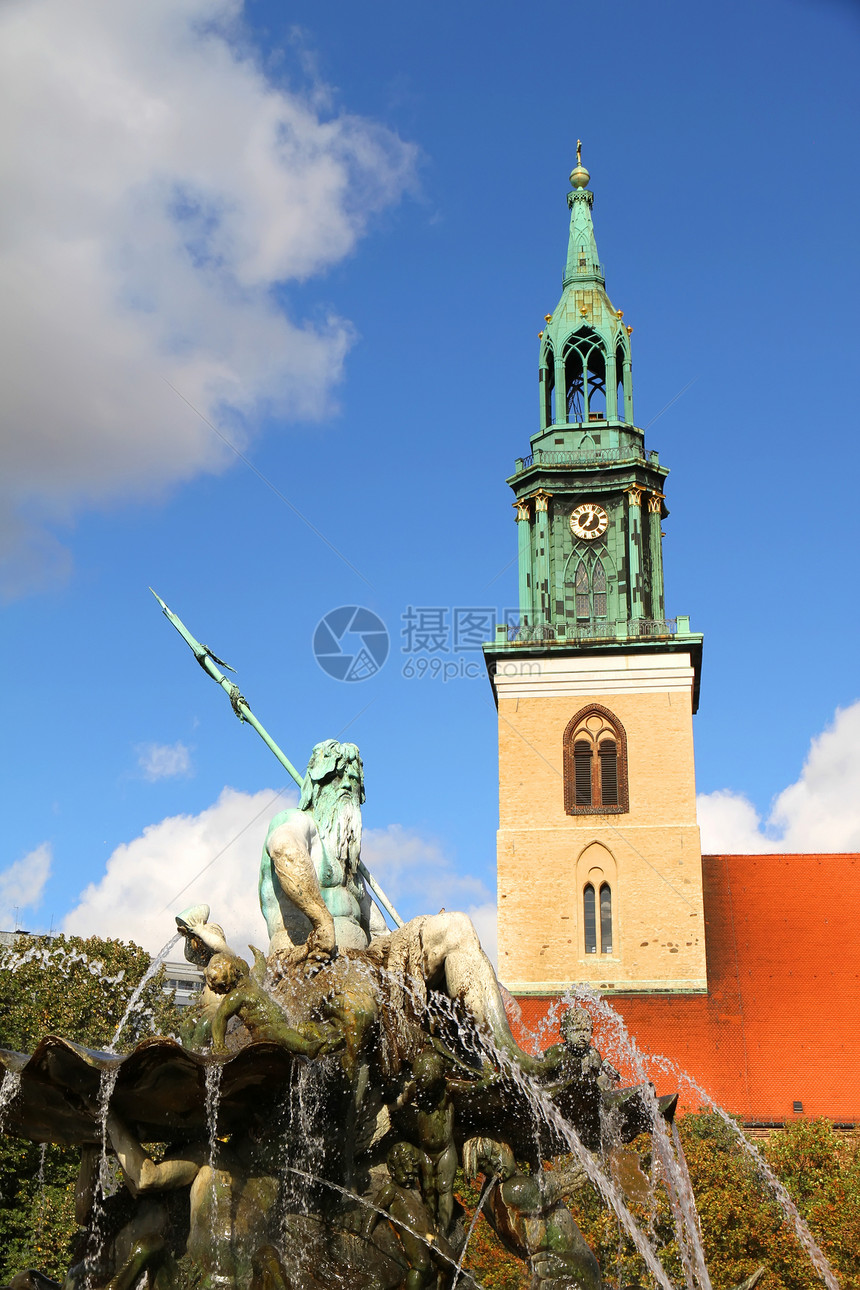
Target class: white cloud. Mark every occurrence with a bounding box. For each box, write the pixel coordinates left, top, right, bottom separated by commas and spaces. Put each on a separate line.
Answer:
63, 787, 291, 956
137, 740, 193, 781
698, 699, 860, 853
363, 823, 498, 965
0, 843, 52, 928
62, 793, 499, 967
0, 0, 416, 595
466, 901, 499, 970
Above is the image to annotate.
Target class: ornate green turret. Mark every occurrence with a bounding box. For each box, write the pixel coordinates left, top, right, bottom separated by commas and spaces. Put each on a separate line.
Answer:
492, 148, 701, 703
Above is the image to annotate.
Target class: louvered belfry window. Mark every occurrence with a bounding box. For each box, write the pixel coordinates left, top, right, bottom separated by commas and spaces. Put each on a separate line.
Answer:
563, 705, 629, 815
574, 740, 592, 805
598, 739, 618, 805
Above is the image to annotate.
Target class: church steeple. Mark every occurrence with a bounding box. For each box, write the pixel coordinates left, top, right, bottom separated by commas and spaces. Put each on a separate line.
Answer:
484, 153, 706, 1002
563, 143, 604, 287
539, 148, 633, 430
499, 149, 701, 662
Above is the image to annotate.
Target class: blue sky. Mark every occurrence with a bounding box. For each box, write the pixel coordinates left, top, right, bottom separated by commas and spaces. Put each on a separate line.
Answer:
2, 0, 859, 956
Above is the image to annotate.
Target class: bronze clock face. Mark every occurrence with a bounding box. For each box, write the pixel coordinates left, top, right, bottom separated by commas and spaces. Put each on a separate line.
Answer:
570, 503, 608, 540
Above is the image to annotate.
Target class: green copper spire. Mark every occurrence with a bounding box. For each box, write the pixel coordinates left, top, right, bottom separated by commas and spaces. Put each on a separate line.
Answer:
537, 149, 631, 429
484, 150, 702, 714
564, 141, 604, 286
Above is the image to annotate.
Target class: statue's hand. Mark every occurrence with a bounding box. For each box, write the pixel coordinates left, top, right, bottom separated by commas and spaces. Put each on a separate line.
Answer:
271, 931, 336, 980
316, 1021, 346, 1057
305, 923, 337, 963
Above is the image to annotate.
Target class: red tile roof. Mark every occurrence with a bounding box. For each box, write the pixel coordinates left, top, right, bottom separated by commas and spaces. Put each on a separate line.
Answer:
509, 854, 860, 1123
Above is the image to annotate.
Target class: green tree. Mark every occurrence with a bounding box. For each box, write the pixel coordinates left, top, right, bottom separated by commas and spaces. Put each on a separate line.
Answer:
454, 1114, 860, 1290
0, 932, 184, 1281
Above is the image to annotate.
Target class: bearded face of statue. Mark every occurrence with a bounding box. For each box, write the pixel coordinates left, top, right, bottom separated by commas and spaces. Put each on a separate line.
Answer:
311, 755, 364, 873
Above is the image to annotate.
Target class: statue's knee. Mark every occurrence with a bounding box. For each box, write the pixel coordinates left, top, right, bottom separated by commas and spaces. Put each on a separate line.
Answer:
430, 910, 478, 954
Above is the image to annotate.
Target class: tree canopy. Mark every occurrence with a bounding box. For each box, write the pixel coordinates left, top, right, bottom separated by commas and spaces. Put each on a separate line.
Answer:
0, 932, 183, 1280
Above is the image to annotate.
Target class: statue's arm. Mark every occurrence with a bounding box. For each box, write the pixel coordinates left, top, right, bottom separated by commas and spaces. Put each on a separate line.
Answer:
501, 1173, 544, 1215
267, 817, 335, 948
361, 1181, 395, 1238
106, 1110, 201, 1196
210, 991, 242, 1050
537, 1159, 588, 1206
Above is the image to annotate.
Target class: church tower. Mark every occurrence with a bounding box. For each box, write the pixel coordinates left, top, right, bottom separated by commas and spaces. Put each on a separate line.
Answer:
485, 151, 706, 998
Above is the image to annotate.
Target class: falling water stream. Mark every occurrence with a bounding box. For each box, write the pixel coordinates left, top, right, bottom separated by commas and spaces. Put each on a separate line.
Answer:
570, 984, 841, 1290
108, 931, 181, 1051
282, 1164, 484, 1289
0, 1070, 21, 1133
650, 1050, 841, 1290
204, 1061, 225, 1279
35, 1141, 47, 1247
84, 1065, 120, 1290
204, 1062, 223, 1166
450, 1173, 499, 1290
385, 970, 686, 1290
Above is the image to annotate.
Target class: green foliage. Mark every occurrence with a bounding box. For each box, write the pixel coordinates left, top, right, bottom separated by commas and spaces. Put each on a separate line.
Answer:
453, 1169, 524, 1290
572, 1114, 860, 1290
0, 932, 184, 1281
0, 932, 180, 1054
454, 1114, 860, 1290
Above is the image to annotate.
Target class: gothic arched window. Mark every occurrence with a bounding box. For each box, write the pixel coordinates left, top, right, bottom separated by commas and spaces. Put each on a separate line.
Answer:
599, 883, 613, 953
563, 705, 629, 815
565, 550, 610, 621
583, 883, 597, 953
583, 881, 613, 954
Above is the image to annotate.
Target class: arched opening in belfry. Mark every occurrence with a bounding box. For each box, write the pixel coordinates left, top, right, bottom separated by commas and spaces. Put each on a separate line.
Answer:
563, 328, 606, 423
542, 343, 555, 426
615, 340, 626, 421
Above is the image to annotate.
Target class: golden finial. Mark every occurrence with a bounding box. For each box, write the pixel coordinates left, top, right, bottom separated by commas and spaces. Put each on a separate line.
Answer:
569, 140, 590, 190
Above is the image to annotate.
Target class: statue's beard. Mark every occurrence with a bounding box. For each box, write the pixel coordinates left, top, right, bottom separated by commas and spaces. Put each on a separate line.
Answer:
314, 786, 362, 871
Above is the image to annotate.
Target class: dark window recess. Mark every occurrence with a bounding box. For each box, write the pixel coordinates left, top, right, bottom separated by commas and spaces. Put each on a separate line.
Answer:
574, 741, 592, 805
575, 560, 590, 618
555, 437, 565, 444
584, 884, 597, 953
592, 560, 607, 618
600, 883, 613, 954
599, 739, 618, 805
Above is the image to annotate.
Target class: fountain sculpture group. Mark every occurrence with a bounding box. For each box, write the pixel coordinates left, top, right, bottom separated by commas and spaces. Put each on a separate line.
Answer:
0, 740, 696, 1289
